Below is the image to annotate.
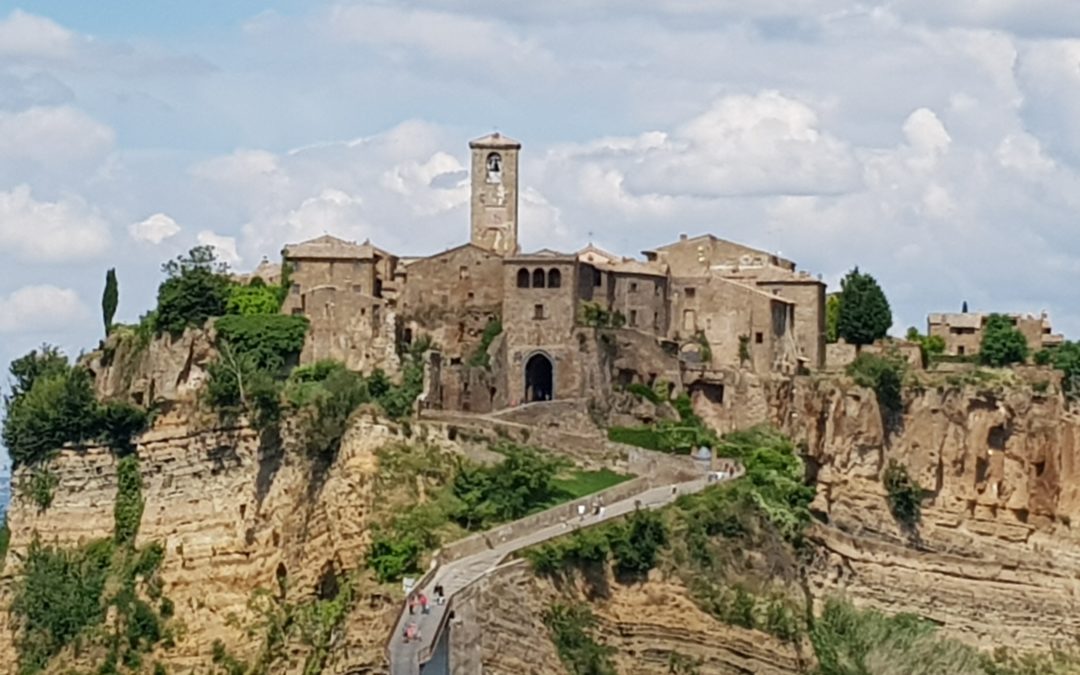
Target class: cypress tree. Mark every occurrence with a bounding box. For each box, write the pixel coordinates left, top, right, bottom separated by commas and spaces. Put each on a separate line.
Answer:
836, 267, 892, 346
102, 268, 118, 337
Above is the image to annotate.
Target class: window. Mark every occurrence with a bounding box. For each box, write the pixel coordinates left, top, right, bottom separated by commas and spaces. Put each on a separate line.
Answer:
373, 306, 381, 324
517, 268, 530, 288
292, 261, 301, 271
352, 284, 363, 294
629, 310, 638, 326
459, 265, 469, 280
653, 312, 659, 329
486, 152, 502, 182
548, 268, 561, 288
374, 279, 383, 297
958, 346, 966, 356
532, 268, 546, 288
291, 308, 303, 316
629, 282, 639, 293
290, 284, 300, 295
685, 287, 696, 298
654, 283, 661, 296
755, 332, 764, 344
467, 291, 475, 301
534, 304, 545, 320
592, 268, 602, 287
682, 309, 695, 331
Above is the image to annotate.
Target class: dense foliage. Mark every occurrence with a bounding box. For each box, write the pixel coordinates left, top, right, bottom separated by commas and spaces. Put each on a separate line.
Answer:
542, 602, 617, 675
578, 302, 626, 328
905, 326, 945, 365
847, 352, 906, 421
450, 444, 563, 529
979, 314, 1029, 367
114, 456, 145, 547
102, 268, 118, 337
826, 293, 841, 344
468, 317, 503, 368
225, 280, 282, 316
1035, 341, 1080, 396
882, 460, 925, 529
2, 348, 148, 467
607, 394, 719, 454
836, 268, 892, 346
154, 246, 233, 335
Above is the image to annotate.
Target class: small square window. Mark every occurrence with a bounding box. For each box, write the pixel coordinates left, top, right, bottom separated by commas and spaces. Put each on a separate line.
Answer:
467, 291, 475, 301
685, 287, 696, 298
352, 284, 363, 293
459, 265, 469, 280
290, 284, 300, 294
534, 304, 545, 320
755, 332, 764, 344
629, 282, 638, 293
629, 310, 638, 326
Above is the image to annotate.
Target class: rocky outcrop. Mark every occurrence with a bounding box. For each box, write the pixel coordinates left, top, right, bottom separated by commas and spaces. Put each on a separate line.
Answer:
83, 326, 218, 405
791, 371, 1080, 650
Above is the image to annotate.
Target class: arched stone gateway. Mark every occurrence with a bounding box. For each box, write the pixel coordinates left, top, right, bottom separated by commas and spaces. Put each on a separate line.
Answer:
524, 352, 554, 402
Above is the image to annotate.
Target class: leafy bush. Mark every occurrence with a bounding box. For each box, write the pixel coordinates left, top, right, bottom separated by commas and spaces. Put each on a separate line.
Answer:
882, 460, 925, 529
226, 282, 281, 316
1035, 341, 1080, 397
847, 352, 905, 420
608, 507, 667, 579
297, 368, 370, 461
20, 467, 59, 511
579, 302, 626, 328
3, 349, 149, 466
13, 538, 115, 674
114, 457, 144, 547
451, 444, 562, 529
542, 602, 616, 675
368, 531, 425, 583
836, 267, 892, 346
0, 518, 9, 571
154, 246, 234, 335
214, 315, 309, 372
468, 318, 502, 368
905, 327, 945, 366
607, 393, 718, 455
625, 382, 662, 405
979, 314, 1029, 367
826, 294, 841, 344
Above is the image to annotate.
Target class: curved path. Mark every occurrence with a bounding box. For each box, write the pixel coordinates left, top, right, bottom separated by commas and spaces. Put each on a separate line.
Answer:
386, 468, 742, 674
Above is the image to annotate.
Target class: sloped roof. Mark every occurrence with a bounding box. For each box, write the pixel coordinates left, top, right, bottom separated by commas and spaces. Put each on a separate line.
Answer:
469, 132, 522, 149
283, 234, 373, 260
602, 259, 669, 277
644, 233, 795, 269
577, 243, 621, 263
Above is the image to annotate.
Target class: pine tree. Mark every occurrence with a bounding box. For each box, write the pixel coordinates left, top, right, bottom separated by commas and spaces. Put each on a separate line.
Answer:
102, 268, 118, 337
836, 267, 892, 346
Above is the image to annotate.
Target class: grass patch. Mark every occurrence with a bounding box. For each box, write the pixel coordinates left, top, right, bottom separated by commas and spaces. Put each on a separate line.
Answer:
606, 394, 718, 455
550, 468, 630, 501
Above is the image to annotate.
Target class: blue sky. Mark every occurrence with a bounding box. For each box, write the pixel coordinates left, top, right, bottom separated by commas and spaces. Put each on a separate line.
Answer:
5, 1, 1080, 467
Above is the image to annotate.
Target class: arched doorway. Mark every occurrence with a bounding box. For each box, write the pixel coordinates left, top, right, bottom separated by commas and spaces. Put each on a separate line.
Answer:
524, 353, 554, 402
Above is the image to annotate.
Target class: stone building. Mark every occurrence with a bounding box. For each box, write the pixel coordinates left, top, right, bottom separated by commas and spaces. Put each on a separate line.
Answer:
927, 311, 1063, 358
277, 133, 828, 410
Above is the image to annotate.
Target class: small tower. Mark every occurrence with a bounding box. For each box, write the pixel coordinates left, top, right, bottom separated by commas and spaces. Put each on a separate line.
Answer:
469, 132, 520, 256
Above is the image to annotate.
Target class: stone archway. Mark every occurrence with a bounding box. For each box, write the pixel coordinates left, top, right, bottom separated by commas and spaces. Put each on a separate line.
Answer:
524, 352, 554, 402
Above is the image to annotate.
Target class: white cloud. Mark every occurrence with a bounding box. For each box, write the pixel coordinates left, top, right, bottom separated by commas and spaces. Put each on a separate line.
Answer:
0, 106, 114, 172
0, 185, 110, 261
0, 10, 75, 60
0, 285, 88, 334
129, 213, 181, 245
197, 230, 242, 266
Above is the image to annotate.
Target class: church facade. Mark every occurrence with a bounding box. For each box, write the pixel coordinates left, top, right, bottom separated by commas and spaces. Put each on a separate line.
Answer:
275, 133, 826, 411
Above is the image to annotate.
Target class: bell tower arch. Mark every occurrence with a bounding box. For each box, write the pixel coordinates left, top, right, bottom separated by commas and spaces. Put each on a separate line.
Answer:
469, 132, 520, 256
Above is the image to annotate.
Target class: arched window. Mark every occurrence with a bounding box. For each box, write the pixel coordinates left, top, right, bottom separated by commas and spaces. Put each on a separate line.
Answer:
548, 268, 562, 288
532, 268, 546, 288
486, 152, 502, 183
517, 268, 530, 288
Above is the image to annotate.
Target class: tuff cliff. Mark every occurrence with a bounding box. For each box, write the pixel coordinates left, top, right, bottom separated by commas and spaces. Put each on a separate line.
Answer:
4, 335, 1080, 673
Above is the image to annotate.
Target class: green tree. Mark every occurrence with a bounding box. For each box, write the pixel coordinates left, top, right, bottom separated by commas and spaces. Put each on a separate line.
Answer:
102, 268, 119, 337
826, 294, 841, 343
979, 314, 1028, 367
2, 366, 99, 467
836, 268, 892, 346
5, 346, 68, 402
1036, 341, 1080, 396
154, 246, 233, 335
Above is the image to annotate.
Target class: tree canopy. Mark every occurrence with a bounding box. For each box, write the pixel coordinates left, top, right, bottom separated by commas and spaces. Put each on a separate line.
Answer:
836, 268, 892, 346
154, 246, 233, 335
102, 268, 118, 337
979, 314, 1028, 367
825, 294, 841, 344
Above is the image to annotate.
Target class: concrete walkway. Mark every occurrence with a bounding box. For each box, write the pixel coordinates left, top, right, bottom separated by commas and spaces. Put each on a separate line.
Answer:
386, 470, 741, 675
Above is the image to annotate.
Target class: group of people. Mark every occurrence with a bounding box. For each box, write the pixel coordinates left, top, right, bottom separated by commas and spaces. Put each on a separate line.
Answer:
401, 584, 447, 644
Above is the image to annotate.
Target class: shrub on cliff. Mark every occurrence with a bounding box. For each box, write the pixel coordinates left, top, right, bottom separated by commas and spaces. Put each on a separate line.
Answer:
883, 460, 925, 528
847, 352, 906, 421
468, 317, 502, 368
979, 314, 1029, 367
451, 444, 562, 529
1035, 341, 1080, 396
3, 348, 148, 467
836, 267, 892, 346
153, 246, 233, 335
542, 602, 617, 675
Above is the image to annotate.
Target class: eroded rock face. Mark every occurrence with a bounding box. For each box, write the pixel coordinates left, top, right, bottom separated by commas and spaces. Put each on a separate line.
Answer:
0, 409, 422, 672
83, 326, 217, 405
791, 376, 1080, 649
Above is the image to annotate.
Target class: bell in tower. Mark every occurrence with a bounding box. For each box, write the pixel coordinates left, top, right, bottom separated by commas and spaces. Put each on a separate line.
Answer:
469, 132, 520, 256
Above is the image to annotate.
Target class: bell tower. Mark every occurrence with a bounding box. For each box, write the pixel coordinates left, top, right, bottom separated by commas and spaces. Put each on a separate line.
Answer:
469, 132, 520, 256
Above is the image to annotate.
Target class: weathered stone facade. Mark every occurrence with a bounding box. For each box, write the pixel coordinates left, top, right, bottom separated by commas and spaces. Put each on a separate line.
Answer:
277, 133, 827, 408
928, 311, 1063, 358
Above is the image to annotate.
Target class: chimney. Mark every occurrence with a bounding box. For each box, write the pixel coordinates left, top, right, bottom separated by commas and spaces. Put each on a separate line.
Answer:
679, 233, 688, 241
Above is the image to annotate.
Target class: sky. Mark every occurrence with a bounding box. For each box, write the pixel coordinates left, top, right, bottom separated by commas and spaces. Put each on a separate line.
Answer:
3, 1, 1080, 467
